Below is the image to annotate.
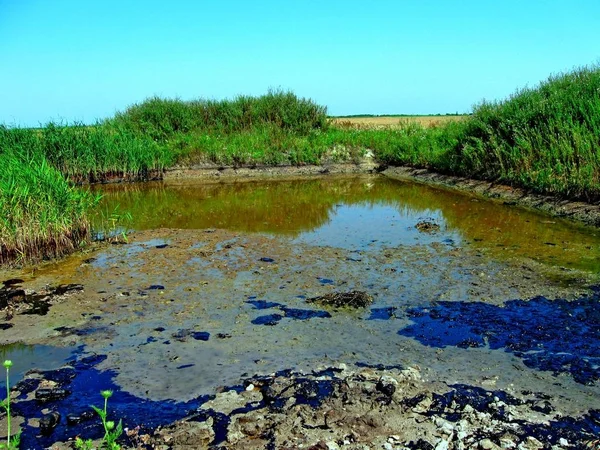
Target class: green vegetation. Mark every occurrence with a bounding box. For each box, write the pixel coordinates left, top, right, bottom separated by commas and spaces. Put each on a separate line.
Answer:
371, 65, 600, 201
0, 139, 99, 265
75, 390, 123, 450
1, 67, 599, 265
0, 360, 20, 449
0, 91, 328, 264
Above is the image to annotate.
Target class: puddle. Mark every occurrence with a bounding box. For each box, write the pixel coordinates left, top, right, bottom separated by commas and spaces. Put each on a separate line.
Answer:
0, 343, 73, 389
93, 175, 600, 272
399, 288, 600, 385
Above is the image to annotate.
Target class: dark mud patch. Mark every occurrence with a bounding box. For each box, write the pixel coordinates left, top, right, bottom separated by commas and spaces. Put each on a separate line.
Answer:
399, 288, 600, 384
367, 306, 398, 320
307, 291, 373, 308
246, 299, 283, 310
251, 306, 331, 326
171, 329, 211, 342
11, 353, 207, 449
0, 283, 83, 317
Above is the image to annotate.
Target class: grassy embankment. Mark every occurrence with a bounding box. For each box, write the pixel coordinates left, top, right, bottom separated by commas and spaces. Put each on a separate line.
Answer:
0, 91, 329, 264
1, 65, 599, 265
368, 65, 600, 202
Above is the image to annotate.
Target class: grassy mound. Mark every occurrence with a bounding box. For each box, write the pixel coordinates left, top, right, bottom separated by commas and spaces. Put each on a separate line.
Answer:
109, 89, 329, 140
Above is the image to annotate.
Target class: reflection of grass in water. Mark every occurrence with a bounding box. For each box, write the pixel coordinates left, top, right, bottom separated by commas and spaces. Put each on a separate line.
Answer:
0, 343, 34, 361
94, 176, 600, 272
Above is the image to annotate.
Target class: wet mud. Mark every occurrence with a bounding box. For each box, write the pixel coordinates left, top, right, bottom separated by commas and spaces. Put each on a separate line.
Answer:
0, 175, 599, 448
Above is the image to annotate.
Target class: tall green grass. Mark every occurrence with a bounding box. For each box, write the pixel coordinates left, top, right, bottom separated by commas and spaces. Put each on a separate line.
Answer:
109, 89, 329, 141
0, 144, 99, 264
364, 64, 600, 201
0, 123, 171, 182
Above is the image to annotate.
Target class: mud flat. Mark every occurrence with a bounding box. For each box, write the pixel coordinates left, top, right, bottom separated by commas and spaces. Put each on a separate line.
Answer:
0, 176, 599, 448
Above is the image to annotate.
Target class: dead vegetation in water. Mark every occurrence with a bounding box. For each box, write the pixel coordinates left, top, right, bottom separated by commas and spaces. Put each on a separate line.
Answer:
415, 219, 441, 233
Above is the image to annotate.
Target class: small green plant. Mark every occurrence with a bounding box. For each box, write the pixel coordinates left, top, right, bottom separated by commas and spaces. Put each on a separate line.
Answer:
0, 360, 21, 449
96, 205, 132, 244
74, 390, 123, 450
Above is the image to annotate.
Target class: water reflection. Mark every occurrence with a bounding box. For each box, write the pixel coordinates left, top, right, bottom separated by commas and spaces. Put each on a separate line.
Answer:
92, 176, 600, 272
0, 343, 73, 388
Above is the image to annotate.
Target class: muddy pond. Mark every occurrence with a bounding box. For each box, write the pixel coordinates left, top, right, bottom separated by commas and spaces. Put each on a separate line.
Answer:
1, 174, 599, 448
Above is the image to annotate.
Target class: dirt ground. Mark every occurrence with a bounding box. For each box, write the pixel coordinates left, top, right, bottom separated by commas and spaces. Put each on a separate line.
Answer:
0, 223, 598, 448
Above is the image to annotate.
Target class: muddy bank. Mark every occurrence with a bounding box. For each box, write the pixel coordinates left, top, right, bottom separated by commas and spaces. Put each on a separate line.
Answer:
163, 161, 378, 181
383, 167, 600, 228
8, 361, 600, 449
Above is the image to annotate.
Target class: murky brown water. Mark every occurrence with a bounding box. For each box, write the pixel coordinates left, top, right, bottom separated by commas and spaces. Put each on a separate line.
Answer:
93, 175, 600, 272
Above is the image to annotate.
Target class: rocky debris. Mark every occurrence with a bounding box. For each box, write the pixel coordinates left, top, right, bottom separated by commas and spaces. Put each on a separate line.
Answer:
171, 329, 210, 342
307, 291, 373, 308
66, 410, 95, 425
201, 389, 261, 415
39, 411, 61, 435
153, 417, 215, 448
141, 364, 599, 450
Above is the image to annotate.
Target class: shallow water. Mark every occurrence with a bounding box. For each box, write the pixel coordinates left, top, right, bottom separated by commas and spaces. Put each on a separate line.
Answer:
2, 174, 600, 445
0, 343, 73, 389
93, 175, 600, 271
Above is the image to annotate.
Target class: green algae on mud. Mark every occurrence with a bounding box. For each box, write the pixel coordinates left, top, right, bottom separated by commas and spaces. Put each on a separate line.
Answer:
92, 175, 600, 274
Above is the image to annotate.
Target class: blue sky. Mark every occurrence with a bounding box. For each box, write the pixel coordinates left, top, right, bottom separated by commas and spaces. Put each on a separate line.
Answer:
1, 0, 599, 126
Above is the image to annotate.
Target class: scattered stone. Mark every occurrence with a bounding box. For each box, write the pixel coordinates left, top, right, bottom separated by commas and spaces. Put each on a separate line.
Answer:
39, 411, 61, 435
154, 418, 214, 447
259, 257, 275, 263
479, 438, 501, 450
376, 375, 398, 397
435, 439, 449, 450
66, 410, 95, 425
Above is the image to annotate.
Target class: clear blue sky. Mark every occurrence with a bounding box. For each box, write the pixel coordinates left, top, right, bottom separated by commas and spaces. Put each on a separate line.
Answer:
1, 0, 599, 126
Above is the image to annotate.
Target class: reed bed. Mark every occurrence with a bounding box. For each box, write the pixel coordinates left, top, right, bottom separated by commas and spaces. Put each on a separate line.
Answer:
0, 144, 99, 265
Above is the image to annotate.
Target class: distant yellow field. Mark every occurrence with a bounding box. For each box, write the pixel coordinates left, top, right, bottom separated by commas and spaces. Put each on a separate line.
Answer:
331, 115, 466, 129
